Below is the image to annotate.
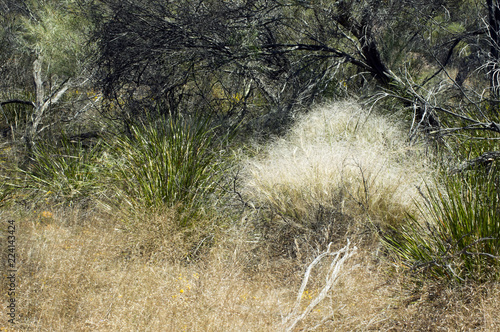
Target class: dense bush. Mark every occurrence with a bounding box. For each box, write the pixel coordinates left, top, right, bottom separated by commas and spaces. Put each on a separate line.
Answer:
383, 166, 500, 282
242, 101, 434, 256
19, 134, 104, 205
109, 112, 230, 222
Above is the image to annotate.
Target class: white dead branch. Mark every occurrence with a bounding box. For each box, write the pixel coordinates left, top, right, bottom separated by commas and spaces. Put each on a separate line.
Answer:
282, 240, 357, 332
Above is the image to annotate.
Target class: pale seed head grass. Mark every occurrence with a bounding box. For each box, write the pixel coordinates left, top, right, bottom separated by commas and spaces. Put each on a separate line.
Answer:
243, 101, 434, 233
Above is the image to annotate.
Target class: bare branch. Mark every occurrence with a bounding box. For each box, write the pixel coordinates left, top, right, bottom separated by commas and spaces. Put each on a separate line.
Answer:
0, 100, 35, 107
282, 240, 357, 332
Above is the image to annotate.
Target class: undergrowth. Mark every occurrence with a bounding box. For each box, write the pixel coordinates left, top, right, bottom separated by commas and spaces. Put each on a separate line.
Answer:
242, 101, 434, 257
1, 101, 499, 331
16, 133, 105, 206
107, 112, 229, 223
383, 165, 500, 282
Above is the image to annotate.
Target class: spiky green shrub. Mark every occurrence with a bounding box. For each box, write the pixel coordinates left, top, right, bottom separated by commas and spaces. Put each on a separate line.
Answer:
20, 134, 104, 203
0, 91, 36, 136
0, 180, 13, 208
110, 113, 227, 220
383, 167, 500, 282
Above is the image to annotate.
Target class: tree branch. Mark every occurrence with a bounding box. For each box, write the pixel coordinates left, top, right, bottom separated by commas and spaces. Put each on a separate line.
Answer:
452, 151, 500, 173
0, 100, 36, 107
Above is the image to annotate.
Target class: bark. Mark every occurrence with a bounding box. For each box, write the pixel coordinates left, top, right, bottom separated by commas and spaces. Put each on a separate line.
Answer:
23, 57, 71, 152
335, 2, 393, 87
487, 0, 500, 112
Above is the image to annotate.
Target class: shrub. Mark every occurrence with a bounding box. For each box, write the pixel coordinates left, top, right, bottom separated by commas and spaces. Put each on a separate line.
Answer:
242, 101, 433, 255
383, 166, 500, 282
19, 133, 104, 205
110, 112, 228, 223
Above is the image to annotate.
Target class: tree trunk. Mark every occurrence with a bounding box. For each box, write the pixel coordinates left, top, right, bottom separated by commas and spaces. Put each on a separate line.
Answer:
487, 0, 500, 114
23, 56, 70, 153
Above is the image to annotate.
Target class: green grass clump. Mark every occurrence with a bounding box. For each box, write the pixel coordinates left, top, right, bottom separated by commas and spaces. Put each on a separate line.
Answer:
19, 133, 104, 204
110, 112, 228, 221
383, 166, 500, 282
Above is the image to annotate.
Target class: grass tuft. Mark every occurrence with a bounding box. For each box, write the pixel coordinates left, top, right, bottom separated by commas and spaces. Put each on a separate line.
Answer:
108, 112, 228, 224
383, 166, 500, 282
18, 133, 104, 205
242, 101, 433, 255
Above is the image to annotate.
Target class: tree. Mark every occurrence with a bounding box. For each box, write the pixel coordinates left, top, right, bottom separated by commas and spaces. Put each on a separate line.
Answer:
90, 0, 343, 134
0, 0, 97, 151
91, 0, 500, 161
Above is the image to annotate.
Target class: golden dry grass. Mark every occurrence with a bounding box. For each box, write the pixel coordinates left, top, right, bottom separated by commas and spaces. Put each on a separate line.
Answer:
0, 208, 288, 331
0, 206, 499, 331
1, 101, 499, 331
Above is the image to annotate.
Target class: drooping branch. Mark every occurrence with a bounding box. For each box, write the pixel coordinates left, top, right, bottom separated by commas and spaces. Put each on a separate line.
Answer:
0, 100, 35, 107
422, 28, 487, 87
452, 151, 500, 173
260, 43, 374, 73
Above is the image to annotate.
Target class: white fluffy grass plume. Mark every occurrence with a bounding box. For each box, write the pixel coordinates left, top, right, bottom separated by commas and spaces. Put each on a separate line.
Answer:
243, 101, 433, 228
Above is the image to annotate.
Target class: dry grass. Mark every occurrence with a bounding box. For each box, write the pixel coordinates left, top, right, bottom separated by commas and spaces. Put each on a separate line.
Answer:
0, 207, 499, 331
1, 101, 499, 331
0, 208, 288, 331
243, 101, 434, 229
380, 281, 500, 331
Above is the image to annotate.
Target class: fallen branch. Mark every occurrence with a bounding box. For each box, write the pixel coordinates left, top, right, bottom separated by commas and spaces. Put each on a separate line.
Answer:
282, 240, 357, 332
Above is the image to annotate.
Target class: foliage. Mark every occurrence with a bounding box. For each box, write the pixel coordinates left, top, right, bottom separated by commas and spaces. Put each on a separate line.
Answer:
109, 112, 229, 222
2, 0, 500, 287
88, 0, 500, 147
243, 102, 433, 257
19, 133, 104, 204
383, 166, 500, 282
0, 0, 97, 152
89, 0, 342, 134
0, 0, 32, 90
18, 0, 91, 77
0, 180, 13, 209
0, 90, 35, 138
